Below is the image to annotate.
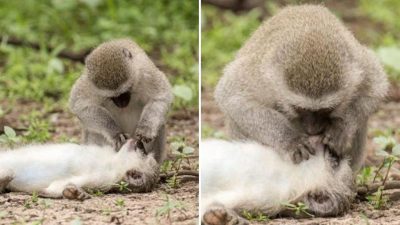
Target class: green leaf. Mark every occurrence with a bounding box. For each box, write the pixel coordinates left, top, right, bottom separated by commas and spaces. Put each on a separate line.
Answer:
4, 126, 16, 138
182, 146, 195, 154
393, 144, 400, 156
173, 85, 193, 102
377, 47, 400, 72
376, 149, 389, 157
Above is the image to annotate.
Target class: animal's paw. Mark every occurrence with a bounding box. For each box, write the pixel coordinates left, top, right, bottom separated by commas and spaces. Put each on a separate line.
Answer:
135, 125, 156, 144
0, 169, 14, 192
124, 169, 157, 193
114, 133, 130, 151
289, 136, 316, 164
62, 184, 91, 201
203, 204, 249, 225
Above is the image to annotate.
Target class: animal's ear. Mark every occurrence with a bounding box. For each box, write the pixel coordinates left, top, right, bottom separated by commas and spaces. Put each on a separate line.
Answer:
122, 48, 133, 59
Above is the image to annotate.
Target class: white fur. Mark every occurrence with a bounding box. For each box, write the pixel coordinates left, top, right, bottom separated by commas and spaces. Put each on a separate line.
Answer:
200, 139, 348, 216
0, 140, 154, 197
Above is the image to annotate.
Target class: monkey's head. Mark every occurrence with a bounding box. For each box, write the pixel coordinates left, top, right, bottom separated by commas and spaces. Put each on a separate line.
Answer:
271, 30, 363, 134
85, 39, 144, 101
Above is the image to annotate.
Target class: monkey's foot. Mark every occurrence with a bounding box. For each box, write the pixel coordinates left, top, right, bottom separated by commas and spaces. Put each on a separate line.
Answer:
62, 184, 91, 201
124, 169, 155, 193
203, 204, 249, 225
0, 169, 14, 193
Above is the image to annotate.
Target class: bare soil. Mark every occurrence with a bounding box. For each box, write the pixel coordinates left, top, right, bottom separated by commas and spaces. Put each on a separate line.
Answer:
0, 101, 199, 225
201, 86, 400, 225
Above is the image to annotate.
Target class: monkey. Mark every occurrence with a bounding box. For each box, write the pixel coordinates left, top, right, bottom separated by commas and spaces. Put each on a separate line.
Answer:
214, 5, 388, 170
69, 39, 173, 163
0, 139, 158, 200
200, 137, 354, 225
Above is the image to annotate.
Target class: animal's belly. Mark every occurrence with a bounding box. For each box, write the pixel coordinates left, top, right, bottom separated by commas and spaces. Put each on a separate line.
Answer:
7, 163, 71, 192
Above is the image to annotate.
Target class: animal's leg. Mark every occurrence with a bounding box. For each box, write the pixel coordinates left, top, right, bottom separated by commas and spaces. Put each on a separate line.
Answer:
37, 180, 68, 198
203, 202, 249, 225
62, 183, 91, 200
0, 169, 14, 193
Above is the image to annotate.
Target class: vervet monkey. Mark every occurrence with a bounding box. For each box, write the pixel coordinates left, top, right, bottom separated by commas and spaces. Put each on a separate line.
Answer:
69, 39, 173, 163
0, 139, 158, 200
214, 5, 388, 169
201, 138, 354, 225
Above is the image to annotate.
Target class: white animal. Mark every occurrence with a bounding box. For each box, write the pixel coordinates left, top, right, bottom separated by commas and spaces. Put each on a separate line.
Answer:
201, 139, 354, 225
0, 139, 158, 200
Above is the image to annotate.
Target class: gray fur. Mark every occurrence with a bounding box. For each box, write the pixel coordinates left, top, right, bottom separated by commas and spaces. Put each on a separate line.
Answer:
69, 39, 173, 163
214, 5, 388, 169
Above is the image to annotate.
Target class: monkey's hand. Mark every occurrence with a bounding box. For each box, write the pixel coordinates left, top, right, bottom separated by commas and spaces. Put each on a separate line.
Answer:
322, 121, 355, 157
135, 125, 156, 144
289, 136, 316, 164
114, 133, 129, 151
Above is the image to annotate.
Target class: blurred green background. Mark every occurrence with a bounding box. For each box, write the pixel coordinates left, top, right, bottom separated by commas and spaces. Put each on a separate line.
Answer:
201, 0, 400, 139
202, 0, 400, 87
0, 0, 198, 110
0, 0, 198, 145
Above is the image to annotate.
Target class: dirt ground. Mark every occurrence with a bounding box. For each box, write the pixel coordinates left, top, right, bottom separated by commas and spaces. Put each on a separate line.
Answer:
202, 86, 400, 225
0, 101, 199, 225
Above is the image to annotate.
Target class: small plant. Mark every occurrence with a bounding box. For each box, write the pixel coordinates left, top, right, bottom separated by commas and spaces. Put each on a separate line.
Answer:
31, 191, 39, 203
163, 137, 196, 189
282, 202, 314, 217
113, 181, 131, 193
357, 166, 373, 186
0, 126, 21, 147
115, 198, 125, 207
242, 210, 269, 222
23, 117, 52, 143
87, 188, 104, 197
367, 186, 389, 209
156, 195, 186, 223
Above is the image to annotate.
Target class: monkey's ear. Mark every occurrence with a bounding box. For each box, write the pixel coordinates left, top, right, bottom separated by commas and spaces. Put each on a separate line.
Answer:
122, 48, 133, 59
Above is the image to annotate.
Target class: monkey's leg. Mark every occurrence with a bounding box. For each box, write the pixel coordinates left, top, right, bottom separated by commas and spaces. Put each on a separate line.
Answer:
203, 202, 249, 225
144, 125, 166, 163
0, 169, 14, 193
224, 103, 314, 163
76, 106, 124, 148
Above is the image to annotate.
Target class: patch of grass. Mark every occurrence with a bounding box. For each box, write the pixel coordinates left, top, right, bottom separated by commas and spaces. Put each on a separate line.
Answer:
115, 198, 125, 208
201, 5, 260, 87
282, 202, 314, 217
242, 210, 269, 222
155, 195, 186, 223
0, 0, 198, 110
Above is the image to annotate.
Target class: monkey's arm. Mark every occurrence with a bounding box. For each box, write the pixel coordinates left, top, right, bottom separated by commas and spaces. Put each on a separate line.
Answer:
218, 95, 314, 163
324, 49, 388, 157
135, 70, 173, 142
69, 78, 125, 146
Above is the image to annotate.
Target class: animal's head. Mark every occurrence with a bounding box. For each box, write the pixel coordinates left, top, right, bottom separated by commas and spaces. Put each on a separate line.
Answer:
117, 139, 159, 193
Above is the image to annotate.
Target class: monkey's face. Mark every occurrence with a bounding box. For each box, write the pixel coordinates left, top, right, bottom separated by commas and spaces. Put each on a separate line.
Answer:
294, 107, 333, 135
111, 91, 131, 108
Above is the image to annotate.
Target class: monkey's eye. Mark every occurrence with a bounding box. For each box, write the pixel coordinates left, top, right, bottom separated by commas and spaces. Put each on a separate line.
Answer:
293, 106, 307, 114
